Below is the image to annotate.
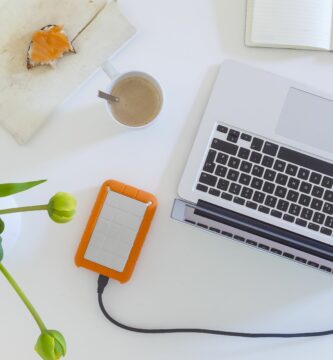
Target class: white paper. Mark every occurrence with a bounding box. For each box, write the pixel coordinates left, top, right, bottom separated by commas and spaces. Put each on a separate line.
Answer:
250, 0, 333, 49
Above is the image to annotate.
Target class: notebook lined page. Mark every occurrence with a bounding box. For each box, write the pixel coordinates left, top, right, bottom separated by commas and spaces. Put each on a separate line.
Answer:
250, 0, 333, 49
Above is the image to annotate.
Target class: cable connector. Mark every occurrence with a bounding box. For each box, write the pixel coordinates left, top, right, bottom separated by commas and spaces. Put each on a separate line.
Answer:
97, 275, 109, 294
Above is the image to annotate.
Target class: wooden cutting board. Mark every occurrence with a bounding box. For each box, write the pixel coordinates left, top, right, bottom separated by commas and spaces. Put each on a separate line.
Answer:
0, 0, 135, 144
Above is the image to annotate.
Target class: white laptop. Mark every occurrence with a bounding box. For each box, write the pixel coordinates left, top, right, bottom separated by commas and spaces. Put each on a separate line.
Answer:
172, 60, 333, 273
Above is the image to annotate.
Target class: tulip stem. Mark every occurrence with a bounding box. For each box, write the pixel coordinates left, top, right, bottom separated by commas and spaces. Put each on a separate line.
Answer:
0, 263, 47, 332
0, 205, 48, 215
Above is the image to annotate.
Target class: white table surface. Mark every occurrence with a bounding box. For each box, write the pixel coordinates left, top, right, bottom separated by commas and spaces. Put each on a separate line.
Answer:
2, 0, 333, 359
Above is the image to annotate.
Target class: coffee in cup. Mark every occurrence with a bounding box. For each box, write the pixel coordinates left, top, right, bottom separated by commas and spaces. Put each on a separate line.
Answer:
107, 73, 162, 128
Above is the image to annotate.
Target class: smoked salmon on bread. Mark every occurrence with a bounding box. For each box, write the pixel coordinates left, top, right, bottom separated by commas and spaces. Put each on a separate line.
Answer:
27, 25, 75, 69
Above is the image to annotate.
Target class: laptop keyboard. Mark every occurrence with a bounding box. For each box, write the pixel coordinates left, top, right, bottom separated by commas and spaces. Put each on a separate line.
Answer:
196, 124, 333, 237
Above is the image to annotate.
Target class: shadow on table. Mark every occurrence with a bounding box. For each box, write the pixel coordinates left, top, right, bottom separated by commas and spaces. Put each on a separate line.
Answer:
29, 99, 127, 162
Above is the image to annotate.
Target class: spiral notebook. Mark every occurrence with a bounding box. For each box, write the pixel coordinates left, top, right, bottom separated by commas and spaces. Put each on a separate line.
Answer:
246, 0, 333, 51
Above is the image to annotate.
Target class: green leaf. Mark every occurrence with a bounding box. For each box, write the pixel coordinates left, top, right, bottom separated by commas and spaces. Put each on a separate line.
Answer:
0, 218, 4, 234
0, 236, 3, 261
0, 180, 47, 197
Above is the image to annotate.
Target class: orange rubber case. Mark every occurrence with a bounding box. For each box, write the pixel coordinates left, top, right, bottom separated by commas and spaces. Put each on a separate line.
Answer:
75, 180, 157, 283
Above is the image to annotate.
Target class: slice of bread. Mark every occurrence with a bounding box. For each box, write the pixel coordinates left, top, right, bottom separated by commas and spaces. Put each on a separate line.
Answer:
27, 25, 75, 69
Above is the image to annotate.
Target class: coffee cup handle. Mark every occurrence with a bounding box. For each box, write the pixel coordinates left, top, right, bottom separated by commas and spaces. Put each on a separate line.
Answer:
101, 61, 119, 80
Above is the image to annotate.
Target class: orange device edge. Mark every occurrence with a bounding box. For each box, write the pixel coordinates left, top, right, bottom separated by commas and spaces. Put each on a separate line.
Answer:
75, 180, 157, 283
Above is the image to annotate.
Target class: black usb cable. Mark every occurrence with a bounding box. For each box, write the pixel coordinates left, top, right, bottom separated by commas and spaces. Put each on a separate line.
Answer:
97, 275, 333, 338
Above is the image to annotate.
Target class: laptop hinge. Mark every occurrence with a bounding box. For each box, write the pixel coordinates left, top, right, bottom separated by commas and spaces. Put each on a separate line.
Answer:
171, 198, 333, 274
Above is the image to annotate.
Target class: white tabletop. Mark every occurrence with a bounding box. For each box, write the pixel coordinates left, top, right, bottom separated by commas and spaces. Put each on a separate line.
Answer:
2, 0, 333, 359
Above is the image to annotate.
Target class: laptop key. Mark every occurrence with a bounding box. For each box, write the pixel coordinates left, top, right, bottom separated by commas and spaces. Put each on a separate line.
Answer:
287, 177, 300, 190
228, 157, 240, 169
296, 218, 307, 227
263, 181, 275, 194
209, 188, 220, 197
233, 197, 245, 205
216, 153, 228, 165
323, 202, 333, 215
227, 169, 240, 182
251, 177, 263, 190
308, 223, 320, 232
311, 186, 324, 198
241, 133, 252, 141
286, 164, 298, 176
246, 201, 257, 210
258, 205, 270, 214
251, 137, 264, 151
264, 169, 276, 182
253, 191, 265, 204
215, 165, 227, 177
297, 168, 310, 180
310, 198, 323, 211
211, 139, 238, 155
310, 172, 322, 184
240, 161, 252, 173
301, 208, 313, 221
265, 195, 277, 208
250, 151, 262, 164
262, 155, 274, 168
271, 210, 282, 218
320, 265, 332, 272
239, 173, 251, 185
273, 160, 286, 172
271, 248, 282, 255
283, 214, 295, 222
287, 190, 299, 202
217, 179, 229, 191
227, 129, 240, 143
276, 173, 288, 186
199, 173, 217, 187
324, 190, 333, 202
324, 216, 333, 228
263, 142, 279, 156
203, 161, 216, 173
217, 125, 228, 133
229, 183, 241, 195
313, 212, 325, 225
277, 199, 289, 212
283, 252, 294, 259
206, 149, 217, 163
221, 192, 233, 201
289, 204, 301, 216
196, 184, 208, 192
322, 176, 333, 188
252, 165, 264, 177
299, 181, 312, 194
275, 186, 287, 198
238, 147, 250, 160
241, 187, 253, 199
258, 244, 269, 250
299, 194, 311, 206
321, 227, 332, 236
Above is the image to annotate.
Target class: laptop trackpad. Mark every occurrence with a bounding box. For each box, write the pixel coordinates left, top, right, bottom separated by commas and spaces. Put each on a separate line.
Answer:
276, 87, 333, 154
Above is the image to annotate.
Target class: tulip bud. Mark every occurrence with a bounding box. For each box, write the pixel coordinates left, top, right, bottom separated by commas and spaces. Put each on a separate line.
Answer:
35, 330, 66, 360
47, 192, 76, 224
